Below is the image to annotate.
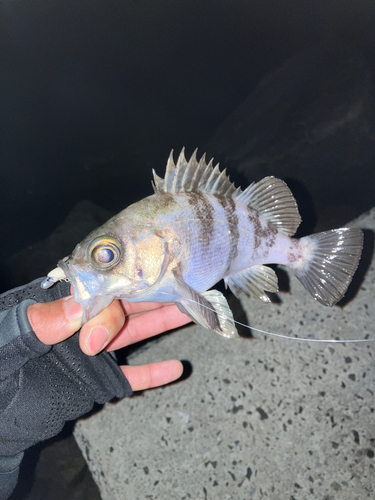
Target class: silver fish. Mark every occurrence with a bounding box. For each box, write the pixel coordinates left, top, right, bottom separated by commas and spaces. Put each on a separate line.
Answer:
42, 149, 363, 338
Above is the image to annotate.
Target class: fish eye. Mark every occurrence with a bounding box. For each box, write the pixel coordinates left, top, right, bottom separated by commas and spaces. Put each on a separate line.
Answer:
88, 236, 122, 270
96, 247, 115, 264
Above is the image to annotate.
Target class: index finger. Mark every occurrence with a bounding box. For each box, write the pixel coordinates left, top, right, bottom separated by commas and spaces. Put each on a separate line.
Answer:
119, 300, 175, 316
107, 303, 191, 351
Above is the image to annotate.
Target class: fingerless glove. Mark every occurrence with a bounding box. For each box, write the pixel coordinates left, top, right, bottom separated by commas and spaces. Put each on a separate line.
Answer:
0, 279, 132, 499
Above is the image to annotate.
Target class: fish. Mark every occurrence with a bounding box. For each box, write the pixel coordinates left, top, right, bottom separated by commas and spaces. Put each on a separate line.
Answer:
41, 149, 364, 338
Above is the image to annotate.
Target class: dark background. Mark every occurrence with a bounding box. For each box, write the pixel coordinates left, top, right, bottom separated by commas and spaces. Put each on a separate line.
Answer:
2, 2, 375, 498
1, 0, 375, 293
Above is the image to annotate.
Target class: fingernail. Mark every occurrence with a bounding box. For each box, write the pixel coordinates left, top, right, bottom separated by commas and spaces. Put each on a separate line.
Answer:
63, 296, 83, 322
87, 326, 110, 355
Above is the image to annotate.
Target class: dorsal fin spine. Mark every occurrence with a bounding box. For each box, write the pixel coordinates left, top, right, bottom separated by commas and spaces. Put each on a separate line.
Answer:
171, 150, 183, 192
190, 153, 206, 191
164, 150, 176, 192
205, 164, 220, 193
153, 148, 239, 197
211, 168, 226, 194
198, 158, 215, 191
180, 148, 198, 191
151, 169, 162, 193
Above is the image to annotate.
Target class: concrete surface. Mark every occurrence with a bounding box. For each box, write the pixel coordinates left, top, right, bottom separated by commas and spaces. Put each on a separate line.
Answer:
74, 208, 375, 500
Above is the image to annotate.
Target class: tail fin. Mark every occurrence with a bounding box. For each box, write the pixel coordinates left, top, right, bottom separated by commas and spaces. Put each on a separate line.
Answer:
292, 228, 363, 306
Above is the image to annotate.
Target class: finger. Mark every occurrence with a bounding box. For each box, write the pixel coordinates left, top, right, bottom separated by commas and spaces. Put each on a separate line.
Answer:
27, 296, 83, 345
121, 360, 183, 391
79, 300, 125, 356
120, 300, 175, 316
107, 304, 191, 351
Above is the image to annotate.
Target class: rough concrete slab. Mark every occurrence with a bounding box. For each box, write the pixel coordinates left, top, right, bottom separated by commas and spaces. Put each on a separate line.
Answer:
74, 208, 375, 500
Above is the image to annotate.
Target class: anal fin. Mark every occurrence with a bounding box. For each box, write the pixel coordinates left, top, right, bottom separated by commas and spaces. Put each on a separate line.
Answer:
225, 265, 279, 303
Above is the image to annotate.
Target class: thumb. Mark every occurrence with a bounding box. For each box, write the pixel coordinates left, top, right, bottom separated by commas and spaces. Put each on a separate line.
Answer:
27, 296, 83, 345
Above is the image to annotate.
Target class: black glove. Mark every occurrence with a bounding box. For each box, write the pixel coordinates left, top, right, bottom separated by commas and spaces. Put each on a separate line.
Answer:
0, 279, 132, 499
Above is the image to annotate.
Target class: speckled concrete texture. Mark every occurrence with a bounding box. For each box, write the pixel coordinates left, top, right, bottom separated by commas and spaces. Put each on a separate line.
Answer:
74, 208, 375, 500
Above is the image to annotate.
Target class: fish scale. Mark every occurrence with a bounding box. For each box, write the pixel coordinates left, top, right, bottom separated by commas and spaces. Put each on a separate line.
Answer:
41, 148, 363, 338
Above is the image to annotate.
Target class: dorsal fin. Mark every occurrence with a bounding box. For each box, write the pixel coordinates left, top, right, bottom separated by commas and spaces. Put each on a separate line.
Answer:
152, 150, 301, 237
233, 176, 301, 236
152, 148, 240, 197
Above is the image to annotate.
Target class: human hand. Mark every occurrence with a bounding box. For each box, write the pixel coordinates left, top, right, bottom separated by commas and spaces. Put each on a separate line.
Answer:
27, 296, 191, 391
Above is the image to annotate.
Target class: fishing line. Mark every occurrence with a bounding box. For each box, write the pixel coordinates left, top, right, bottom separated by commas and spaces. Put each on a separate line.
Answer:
155, 217, 370, 343
49, 276, 374, 343
46, 220, 371, 343
158, 290, 375, 344
50, 273, 374, 343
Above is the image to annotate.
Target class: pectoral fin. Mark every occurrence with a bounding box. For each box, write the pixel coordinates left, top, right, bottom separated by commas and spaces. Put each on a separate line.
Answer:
173, 270, 239, 338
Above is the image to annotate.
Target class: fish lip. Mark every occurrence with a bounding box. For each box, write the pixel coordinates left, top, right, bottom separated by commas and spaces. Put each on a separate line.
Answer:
58, 258, 85, 290
57, 257, 104, 302
57, 258, 71, 280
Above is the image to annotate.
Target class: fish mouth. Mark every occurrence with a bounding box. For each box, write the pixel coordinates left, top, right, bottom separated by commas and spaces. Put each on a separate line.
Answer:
41, 256, 114, 323
57, 257, 71, 281
57, 257, 114, 323
57, 258, 96, 301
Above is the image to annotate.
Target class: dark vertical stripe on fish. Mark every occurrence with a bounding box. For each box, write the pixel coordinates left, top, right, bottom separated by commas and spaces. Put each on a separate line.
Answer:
247, 207, 278, 259
186, 193, 215, 251
215, 195, 239, 273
